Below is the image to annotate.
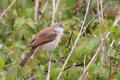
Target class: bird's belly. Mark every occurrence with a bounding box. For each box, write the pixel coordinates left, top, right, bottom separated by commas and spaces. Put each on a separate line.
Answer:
39, 33, 62, 51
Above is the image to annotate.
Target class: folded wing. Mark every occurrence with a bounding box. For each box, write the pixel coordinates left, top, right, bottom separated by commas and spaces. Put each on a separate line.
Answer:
28, 27, 57, 47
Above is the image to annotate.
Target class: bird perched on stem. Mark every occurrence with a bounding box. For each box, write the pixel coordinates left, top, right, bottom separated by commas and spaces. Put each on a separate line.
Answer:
20, 22, 65, 67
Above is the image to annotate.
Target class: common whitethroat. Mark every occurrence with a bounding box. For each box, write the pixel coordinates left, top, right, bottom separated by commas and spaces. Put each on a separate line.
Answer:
20, 22, 65, 67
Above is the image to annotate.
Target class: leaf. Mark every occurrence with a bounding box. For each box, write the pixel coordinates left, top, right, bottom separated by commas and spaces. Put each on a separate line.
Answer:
12, 9, 17, 17
90, 19, 96, 28
23, 26, 34, 39
5, 67, 17, 80
0, 57, 5, 70
25, 18, 36, 29
21, 65, 29, 77
0, 71, 6, 80
87, 38, 97, 50
116, 55, 120, 64
104, 19, 109, 24
13, 17, 25, 31
73, 31, 79, 37
109, 49, 116, 57
110, 25, 117, 32
117, 71, 120, 80
97, 24, 107, 33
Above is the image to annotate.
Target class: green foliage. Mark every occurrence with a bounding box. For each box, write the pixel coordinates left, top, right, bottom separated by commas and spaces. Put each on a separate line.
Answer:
0, 0, 120, 80
13, 17, 25, 31
0, 57, 5, 70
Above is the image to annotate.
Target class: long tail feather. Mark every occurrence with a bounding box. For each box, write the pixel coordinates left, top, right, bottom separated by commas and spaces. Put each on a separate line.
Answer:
20, 47, 37, 67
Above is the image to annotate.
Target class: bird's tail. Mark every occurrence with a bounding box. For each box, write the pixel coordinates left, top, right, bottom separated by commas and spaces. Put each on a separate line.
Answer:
20, 47, 37, 67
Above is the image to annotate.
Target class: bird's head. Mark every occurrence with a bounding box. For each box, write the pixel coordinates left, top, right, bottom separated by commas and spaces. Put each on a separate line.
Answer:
52, 22, 66, 32
52, 22, 66, 29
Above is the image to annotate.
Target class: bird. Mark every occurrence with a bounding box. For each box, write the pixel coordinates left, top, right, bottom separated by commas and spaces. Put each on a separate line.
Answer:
20, 22, 65, 67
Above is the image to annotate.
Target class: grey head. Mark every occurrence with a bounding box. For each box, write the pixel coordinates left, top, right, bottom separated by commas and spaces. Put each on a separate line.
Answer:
52, 22, 66, 29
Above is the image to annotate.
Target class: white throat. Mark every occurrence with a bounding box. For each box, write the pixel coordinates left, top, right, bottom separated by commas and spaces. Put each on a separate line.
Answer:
55, 27, 64, 32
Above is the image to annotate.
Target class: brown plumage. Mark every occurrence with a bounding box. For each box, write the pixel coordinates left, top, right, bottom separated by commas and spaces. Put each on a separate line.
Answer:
20, 23, 65, 67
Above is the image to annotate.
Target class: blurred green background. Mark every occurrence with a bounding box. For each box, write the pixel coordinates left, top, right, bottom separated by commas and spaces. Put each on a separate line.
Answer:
0, 0, 120, 80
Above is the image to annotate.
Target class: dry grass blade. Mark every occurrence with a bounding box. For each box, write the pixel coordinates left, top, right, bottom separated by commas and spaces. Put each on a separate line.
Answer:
55, 0, 61, 12
51, 0, 56, 25
34, 0, 40, 24
38, 0, 49, 23
0, 0, 16, 20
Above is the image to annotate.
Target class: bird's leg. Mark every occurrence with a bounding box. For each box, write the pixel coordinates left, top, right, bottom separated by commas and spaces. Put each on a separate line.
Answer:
47, 51, 52, 80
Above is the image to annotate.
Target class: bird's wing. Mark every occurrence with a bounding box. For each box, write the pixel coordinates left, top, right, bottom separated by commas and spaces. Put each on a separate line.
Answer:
28, 27, 57, 47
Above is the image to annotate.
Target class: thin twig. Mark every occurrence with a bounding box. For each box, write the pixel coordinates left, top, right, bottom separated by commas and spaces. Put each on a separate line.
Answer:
78, 6, 120, 79
66, 23, 78, 48
108, 39, 115, 78
108, 39, 115, 53
115, 0, 120, 14
97, 0, 101, 23
64, 63, 82, 71
101, 45, 105, 63
78, 42, 104, 80
64, 12, 99, 71
100, 0, 104, 63
108, 64, 119, 80
100, 0, 103, 24
66, 31, 73, 48
113, 5, 120, 26
34, 0, 40, 24
113, 15, 120, 26
82, 13, 98, 34
55, 0, 61, 12
51, 0, 56, 25
78, 31, 110, 80
84, 55, 86, 70
82, 7, 106, 35
57, 0, 91, 79
38, 0, 49, 23
47, 51, 52, 80
0, 0, 16, 20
